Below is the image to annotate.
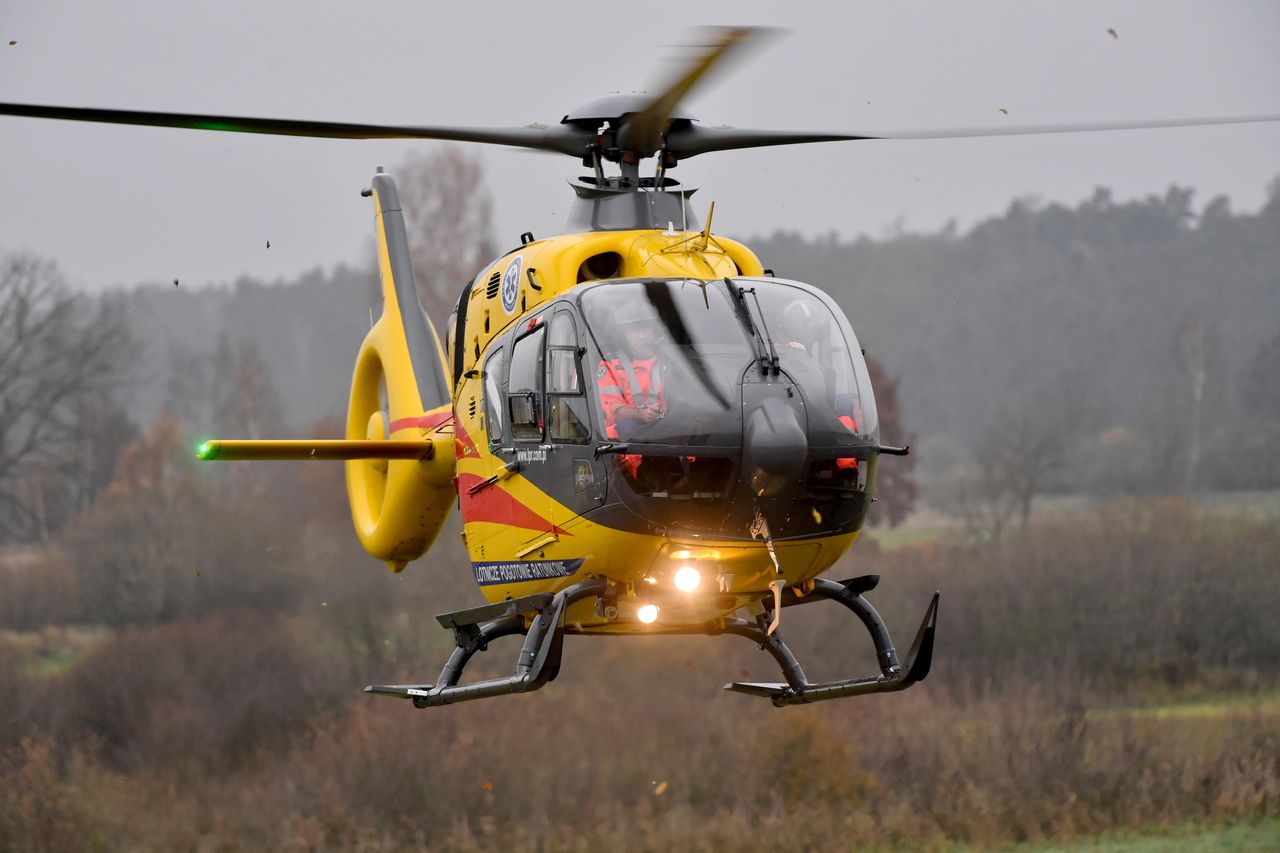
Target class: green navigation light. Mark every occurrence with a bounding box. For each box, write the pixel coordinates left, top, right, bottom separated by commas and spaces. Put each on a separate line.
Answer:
194, 121, 241, 133
196, 441, 215, 460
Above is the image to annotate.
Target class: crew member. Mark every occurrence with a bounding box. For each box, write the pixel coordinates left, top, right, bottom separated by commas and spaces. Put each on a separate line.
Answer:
596, 303, 667, 476
781, 298, 860, 472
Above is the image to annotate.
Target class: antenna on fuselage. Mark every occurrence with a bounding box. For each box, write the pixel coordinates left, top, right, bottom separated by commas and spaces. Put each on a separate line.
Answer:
698, 201, 715, 250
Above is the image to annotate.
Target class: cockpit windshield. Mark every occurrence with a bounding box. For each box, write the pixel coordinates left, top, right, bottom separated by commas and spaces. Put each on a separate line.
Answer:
581, 279, 753, 448
579, 278, 878, 449
751, 283, 879, 443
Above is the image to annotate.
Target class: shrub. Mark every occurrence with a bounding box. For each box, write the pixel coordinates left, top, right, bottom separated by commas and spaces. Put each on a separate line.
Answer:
57, 613, 345, 771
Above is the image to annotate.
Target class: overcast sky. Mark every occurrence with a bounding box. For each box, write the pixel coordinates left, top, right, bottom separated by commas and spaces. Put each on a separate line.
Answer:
2, 1, 1278, 292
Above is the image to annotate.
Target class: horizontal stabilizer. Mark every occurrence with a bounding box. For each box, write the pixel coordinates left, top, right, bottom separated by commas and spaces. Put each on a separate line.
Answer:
196, 439, 434, 461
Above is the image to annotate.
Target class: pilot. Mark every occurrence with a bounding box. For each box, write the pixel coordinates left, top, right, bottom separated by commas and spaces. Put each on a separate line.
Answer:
781, 297, 860, 471
780, 298, 825, 357
596, 302, 668, 475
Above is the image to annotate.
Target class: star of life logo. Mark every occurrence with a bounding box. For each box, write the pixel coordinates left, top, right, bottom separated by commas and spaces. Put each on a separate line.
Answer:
501, 256, 522, 314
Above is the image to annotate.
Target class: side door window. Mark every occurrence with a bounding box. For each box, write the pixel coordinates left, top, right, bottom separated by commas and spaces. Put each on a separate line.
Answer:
482, 346, 506, 450
546, 311, 591, 444
508, 325, 546, 441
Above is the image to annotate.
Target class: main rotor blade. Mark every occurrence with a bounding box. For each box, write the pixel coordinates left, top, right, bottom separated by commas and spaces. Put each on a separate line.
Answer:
617, 26, 772, 156
856, 112, 1280, 141
667, 126, 863, 158
0, 102, 593, 155
641, 280, 733, 411
5, 101, 1272, 164
665, 112, 1280, 159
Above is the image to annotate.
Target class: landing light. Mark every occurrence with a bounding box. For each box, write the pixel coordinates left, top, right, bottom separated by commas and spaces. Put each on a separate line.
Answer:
673, 565, 701, 592
637, 604, 660, 624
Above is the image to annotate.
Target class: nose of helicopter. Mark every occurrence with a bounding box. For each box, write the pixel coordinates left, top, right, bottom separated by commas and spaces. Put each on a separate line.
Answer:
743, 394, 808, 497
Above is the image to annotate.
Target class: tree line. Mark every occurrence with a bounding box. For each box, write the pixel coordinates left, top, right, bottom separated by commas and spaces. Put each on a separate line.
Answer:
756, 180, 1280, 530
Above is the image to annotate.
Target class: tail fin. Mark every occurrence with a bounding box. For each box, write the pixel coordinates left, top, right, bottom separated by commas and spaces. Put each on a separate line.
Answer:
346, 170, 457, 570
196, 170, 458, 572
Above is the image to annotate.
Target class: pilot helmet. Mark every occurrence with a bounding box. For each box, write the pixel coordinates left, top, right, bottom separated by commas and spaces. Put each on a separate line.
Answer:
781, 298, 827, 343
615, 299, 653, 327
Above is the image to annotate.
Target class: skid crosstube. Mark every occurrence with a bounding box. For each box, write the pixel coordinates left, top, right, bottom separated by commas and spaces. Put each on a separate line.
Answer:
365, 578, 607, 708
723, 576, 939, 706
366, 574, 936, 709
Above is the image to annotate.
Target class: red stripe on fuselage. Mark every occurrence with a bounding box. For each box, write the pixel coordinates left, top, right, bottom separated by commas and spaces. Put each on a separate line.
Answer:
389, 410, 453, 434
456, 472, 568, 536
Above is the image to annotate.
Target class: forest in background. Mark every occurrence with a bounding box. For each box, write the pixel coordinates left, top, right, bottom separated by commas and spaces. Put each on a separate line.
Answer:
1, 151, 1278, 849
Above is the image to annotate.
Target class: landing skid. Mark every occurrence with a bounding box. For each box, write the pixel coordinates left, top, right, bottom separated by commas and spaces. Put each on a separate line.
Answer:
721, 576, 939, 706
365, 578, 607, 708
365, 575, 937, 708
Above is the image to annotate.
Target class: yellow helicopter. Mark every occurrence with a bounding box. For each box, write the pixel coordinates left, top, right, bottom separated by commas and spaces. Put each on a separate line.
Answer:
4, 27, 1275, 708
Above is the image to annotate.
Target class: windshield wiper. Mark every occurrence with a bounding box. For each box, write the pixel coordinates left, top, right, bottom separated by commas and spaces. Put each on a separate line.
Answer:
722, 277, 779, 375
640, 280, 733, 410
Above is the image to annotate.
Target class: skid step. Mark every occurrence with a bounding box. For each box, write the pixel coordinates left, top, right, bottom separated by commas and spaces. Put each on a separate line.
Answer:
365, 684, 435, 700
435, 591, 555, 630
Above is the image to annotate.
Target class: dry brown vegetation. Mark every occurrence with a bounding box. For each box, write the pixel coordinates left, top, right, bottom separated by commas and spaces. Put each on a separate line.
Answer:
2, 450, 1278, 850
2, 665, 1276, 850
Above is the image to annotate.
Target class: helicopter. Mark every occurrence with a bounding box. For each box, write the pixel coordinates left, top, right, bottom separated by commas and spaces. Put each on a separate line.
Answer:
3, 27, 1276, 709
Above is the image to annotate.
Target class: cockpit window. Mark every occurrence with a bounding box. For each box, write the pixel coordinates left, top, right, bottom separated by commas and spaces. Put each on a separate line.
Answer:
509, 326, 545, 441
580, 280, 754, 448
579, 279, 877, 448
546, 311, 591, 444
751, 285, 878, 441
579, 278, 877, 538
482, 347, 506, 449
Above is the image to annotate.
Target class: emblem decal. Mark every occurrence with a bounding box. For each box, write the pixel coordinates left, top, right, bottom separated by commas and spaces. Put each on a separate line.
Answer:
574, 459, 594, 493
500, 256, 522, 314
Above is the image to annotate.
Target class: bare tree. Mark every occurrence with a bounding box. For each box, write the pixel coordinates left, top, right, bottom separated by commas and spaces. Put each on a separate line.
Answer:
163, 340, 213, 427
994, 410, 1067, 529
953, 377, 1078, 539
395, 146, 497, 324
954, 454, 1024, 541
0, 254, 133, 540
1172, 308, 1223, 492
211, 335, 282, 441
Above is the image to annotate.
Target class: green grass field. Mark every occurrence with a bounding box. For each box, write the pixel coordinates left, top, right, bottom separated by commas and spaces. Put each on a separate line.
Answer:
865, 491, 1280, 552
1010, 820, 1280, 852
1117, 692, 1280, 721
